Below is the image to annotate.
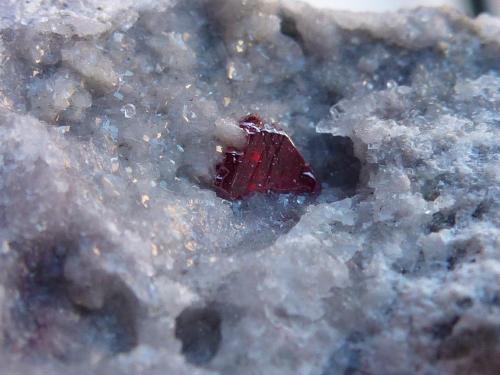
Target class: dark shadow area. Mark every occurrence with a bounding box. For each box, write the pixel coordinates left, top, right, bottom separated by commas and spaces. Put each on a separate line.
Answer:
428, 210, 456, 233
306, 134, 361, 196
175, 306, 222, 365
471, 0, 487, 16
437, 325, 500, 363
6, 239, 139, 363
280, 13, 303, 46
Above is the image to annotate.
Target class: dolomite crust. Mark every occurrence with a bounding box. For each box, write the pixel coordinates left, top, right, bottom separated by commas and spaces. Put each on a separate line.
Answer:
0, 1, 499, 374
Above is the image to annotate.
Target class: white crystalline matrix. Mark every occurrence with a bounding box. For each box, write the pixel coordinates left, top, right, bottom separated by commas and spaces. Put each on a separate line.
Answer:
0, 1, 499, 375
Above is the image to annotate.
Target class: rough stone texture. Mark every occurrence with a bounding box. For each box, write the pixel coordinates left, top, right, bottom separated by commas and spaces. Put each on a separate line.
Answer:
0, 0, 499, 374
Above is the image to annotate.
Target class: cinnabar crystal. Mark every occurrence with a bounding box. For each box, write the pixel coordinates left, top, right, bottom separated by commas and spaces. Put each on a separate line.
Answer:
214, 114, 320, 200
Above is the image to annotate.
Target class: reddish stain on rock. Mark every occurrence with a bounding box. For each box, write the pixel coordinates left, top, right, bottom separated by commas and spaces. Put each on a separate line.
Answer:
215, 114, 320, 200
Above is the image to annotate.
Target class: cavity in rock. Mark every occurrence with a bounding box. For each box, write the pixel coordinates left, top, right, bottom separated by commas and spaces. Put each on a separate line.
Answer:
175, 306, 222, 365
306, 134, 361, 196
8, 241, 139, 362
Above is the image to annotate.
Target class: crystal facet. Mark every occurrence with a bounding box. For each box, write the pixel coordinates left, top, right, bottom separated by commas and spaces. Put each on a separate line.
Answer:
215, 114, 320, 200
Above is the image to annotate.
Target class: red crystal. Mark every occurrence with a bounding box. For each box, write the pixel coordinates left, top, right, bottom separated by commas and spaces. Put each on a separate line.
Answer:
214, 114, 320, 200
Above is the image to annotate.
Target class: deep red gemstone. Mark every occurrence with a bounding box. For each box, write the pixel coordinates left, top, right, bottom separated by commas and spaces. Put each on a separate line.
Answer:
214, 114, 320, 200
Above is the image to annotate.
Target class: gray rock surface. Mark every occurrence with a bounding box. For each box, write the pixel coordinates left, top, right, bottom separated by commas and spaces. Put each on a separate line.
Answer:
0, 0, 499, 374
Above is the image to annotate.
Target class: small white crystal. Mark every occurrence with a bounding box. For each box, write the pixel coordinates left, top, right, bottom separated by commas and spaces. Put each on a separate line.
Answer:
121, 103, 136, 118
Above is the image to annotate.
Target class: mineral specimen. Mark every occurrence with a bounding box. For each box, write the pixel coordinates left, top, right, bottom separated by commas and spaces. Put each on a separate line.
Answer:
0, 0, 499, 375
215, 114, 319, 199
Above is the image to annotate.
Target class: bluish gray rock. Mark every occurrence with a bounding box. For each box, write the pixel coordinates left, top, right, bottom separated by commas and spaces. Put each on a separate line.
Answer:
0, 1, 498, 374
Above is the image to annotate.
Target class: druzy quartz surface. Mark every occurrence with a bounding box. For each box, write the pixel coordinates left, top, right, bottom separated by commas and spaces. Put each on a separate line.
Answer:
0, 1, 499, 375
